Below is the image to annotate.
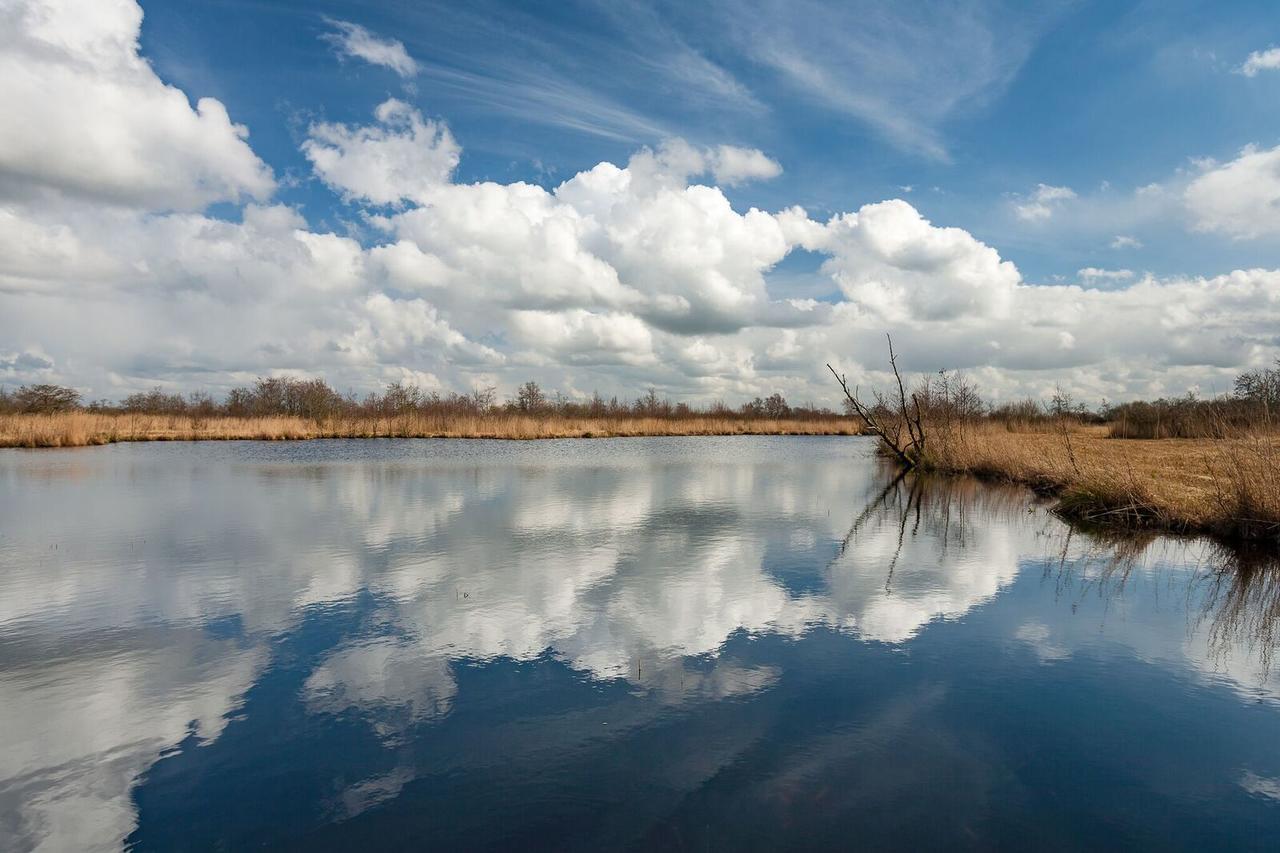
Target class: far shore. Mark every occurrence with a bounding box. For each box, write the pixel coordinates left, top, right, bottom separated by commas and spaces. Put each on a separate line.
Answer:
0, 412, 862, 448
7, 409, 1279, 547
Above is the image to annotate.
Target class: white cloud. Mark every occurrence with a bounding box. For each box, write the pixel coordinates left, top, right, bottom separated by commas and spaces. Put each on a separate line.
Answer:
1239, 47, 1280, 77
709, 144, 783, 186
0, 0, 274, 210
1110, 234, 1143, 250
3, 0, 1280, 406
799, 199, 1021, 322
302, 99, 460, 206
321, 17, 419, 78
509, 309, 656, 366
1184, 143, 1280, 239
1013, 183, 1077, 221
1077, 267, 1134, 285
618, 139, 780, 192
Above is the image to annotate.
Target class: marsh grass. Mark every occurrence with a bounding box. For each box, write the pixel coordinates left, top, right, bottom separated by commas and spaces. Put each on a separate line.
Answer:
918, 420, 1280, 544
0, 412, 861, 448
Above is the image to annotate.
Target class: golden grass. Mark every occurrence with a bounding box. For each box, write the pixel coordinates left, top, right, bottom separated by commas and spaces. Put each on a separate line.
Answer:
0, 411, 861, 448
922, 421, 1280, 543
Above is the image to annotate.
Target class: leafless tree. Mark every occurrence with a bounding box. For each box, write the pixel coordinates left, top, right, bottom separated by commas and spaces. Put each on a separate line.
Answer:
14, 383, 81, 414
827, 334, 926, 469
516, 381, 545, 413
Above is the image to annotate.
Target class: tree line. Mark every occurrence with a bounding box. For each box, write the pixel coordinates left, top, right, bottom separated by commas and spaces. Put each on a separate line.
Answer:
835, 359, 1280, 441
6, 358, 1280, 437
0, 378, 838, 421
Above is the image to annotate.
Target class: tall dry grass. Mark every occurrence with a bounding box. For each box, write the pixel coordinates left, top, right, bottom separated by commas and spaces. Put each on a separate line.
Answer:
0, 411, 861, 449
918, 420, 1280, 543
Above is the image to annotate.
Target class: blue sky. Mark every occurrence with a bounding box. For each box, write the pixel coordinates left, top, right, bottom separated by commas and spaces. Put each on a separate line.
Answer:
140, 0, 1280, 280
3, 0, 1280, 403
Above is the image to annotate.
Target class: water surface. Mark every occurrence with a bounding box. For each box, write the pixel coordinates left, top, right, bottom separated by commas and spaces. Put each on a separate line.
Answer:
1, 436, 1279, 850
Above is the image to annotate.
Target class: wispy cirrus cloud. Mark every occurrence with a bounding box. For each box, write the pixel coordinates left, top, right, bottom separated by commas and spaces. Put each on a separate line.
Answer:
711, 0, 1071, 161
353, 0, 758, 144
413, 63, 672, 143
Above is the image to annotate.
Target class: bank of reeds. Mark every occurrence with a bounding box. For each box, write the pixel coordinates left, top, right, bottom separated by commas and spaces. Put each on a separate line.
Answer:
829, 340, 1280, 544
0, 411, 860, 448
918, 420, 1280, 544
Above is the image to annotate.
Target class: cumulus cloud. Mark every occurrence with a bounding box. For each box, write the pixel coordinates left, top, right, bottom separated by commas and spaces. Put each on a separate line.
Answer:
1013, 183, 1077, 221
4, 0, 1280, 406
0, 349, 55, 380
0, 0, 274, 210
796, 199, 1021, 322
621, 138, 781, 192
303, 99, 459, 206
708, 144, 783, 186
1239, 47, 1280, 77
509, 310, 656, 366
321, 17, 419, 77
1110, 234, 1143, 250
1184, 143, 1280, 239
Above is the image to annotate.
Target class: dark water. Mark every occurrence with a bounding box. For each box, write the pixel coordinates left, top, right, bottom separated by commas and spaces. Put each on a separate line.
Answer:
1, 436, 1279, 851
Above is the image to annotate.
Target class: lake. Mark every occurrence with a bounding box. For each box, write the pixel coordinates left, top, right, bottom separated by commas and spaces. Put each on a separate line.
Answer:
1, 436, 1279, 850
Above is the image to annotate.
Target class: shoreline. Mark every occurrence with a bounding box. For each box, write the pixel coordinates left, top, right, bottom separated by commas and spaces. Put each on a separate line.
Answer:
912, 425, 1280, 546
11, 410, 1277, 548
0, 412, 862, 449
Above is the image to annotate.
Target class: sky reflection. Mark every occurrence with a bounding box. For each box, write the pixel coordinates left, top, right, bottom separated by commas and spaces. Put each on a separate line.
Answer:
1, 437, 1278, 850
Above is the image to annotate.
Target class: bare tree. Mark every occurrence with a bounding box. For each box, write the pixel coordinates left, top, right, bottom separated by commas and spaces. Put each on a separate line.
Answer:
763, 392, 791, 419
469, 385, 497, 412
14, 383, 81, 414
516, 381, 545, 413
827, 334, 926, 469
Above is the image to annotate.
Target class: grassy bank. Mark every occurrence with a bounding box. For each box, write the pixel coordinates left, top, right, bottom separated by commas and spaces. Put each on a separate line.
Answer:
921, 422, 1280, 544
0, 412, 861, 448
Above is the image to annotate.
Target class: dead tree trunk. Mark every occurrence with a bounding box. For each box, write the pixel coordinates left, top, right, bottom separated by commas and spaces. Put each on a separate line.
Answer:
827, 334, 927, 469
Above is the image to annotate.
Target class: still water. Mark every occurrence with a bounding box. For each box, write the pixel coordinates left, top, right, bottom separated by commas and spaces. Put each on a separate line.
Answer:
1, 436, 1279, 851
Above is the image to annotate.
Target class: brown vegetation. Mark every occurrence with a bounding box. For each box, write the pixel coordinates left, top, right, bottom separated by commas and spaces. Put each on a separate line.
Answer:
828, 344, 1280, 544
0, 412, 858, 448
0, 376, 855, 447
828, 335, 928, 468
919, 421, 1280, 543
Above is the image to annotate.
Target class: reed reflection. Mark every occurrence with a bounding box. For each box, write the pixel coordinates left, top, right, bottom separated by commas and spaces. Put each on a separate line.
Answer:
1023, 513, 1280, 703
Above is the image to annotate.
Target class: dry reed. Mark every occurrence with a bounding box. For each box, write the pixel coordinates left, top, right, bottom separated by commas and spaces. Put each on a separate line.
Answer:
0, 412, 861, 449
919, 421, 1280, 543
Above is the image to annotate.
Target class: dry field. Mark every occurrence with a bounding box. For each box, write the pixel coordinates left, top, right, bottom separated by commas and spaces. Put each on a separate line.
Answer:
924, 422, 1280, 543
0, 411, 861, 448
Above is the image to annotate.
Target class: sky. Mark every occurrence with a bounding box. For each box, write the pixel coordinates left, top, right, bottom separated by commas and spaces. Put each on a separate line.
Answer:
3, 0, 1280, 406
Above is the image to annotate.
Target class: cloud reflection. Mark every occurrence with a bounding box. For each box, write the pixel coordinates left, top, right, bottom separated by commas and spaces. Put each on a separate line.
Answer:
1, 438, 1277, 848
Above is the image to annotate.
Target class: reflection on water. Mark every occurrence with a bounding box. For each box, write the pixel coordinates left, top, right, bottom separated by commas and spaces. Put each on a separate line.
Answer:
1, 437, 1278, 850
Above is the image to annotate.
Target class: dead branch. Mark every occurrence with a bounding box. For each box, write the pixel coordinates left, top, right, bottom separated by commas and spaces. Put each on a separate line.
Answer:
827, 334, 927, 469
